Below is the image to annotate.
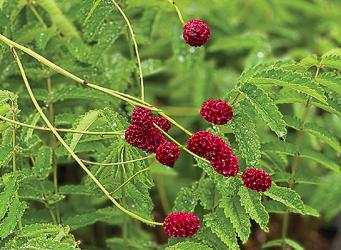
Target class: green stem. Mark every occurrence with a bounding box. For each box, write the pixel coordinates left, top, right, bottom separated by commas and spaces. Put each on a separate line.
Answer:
167, 0, 185, 25
111, 167, 150, 195
111, 0, 145, 101
11, 101, 23, 230
0, 114, 124, 135
11, 47, 163, 226
82, 154, 154, 166
47, 77, 61, 224
155, 175, 171, 214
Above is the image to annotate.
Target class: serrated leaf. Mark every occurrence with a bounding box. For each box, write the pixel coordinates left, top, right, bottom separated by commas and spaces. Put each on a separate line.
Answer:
219, 195, 251, 243
34, 146, 52, 179
263, 142, 340, 173
166, 242, 213, 250
0, 145, 12, 168
63, 207, 124, 230
320, 48, 341, 70
68, 110, 100, 151
264, 184, 305, 213
252, 69, 327, 103
0, 199, 26, 239
240, 83, 287, 137
262, 238, 304, 250
230, 103, 261, 166
316, 73, 341, 95
173, 183, 199, 212
238, 186, 269, 231
0, 173, 18, 220
204, 210, 239, 249
198, 179, 215, 210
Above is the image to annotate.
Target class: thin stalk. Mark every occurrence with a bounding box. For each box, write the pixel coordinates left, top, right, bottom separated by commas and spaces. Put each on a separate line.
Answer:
155, 175, 171, 215
111, 167, 150, 195
11, 101, 23, 229
11, 47, 163, 226
159, 112, 193, 136
27, 1, 47, 28
0, 114, 124, 135
154, 124, 209, 163
82, 154, 154, 166
111, 0, 145, 101
231, 91, 244, 105
47, 77, 61, 224
167, 0, 185, 25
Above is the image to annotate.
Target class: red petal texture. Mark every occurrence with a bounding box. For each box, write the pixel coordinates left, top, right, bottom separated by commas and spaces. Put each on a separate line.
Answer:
156, 142, 180, 166
242, 168, 272, 192
210, 152, 239, 177
125, 124, 166, 153
187, 131, 216, 158
200, 99, 233, 125
131, 107, 153, 128
183, 20, 210, 47
153, 116, 172, 132
163, 212, 200, 237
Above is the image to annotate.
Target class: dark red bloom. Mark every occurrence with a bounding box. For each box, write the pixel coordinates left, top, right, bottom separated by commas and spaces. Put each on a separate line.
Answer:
156, 142, 180, 167
206, 135, 232, 161
153, 116, 171, 132
163, 212, 200, 237
210, 153, 239, 177
125, 125, 166, 153
131, 107, 153, 128
187, 131, 215, 158
183, 20, 210, 47
242, 168, 272, 192
200, 99, 233, 125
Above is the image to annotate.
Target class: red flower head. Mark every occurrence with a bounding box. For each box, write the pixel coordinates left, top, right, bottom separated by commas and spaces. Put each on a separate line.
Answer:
153, 116, 172, 132
131, 107, 153, 128
156, 142, 180, 167
210, 153, 239, 177
183, 20, 210, 47
187, 131, 215, 158
200, 99, 233, 125
242, 168, 272, 192
163, 212, 200, 237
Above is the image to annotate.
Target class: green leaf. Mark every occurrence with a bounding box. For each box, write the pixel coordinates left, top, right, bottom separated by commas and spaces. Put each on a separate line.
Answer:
316, 73, 341, 95
320, 48, 341, 70
252, 69, 327, 103
0, 173, 18, 220
263, 142, 340, 173
204, 210, 239, 249
238, 186, 269, 231
264, 184, 305, 214
0, 145, 12, 168
63, 207, 124, 230
240, 83, 287, 137
34, 146, 52, 179
0, 199, 27, 239
198, 179, 216, 210
219, 195, 251, 243
166, 242, 213, 250
230, 103, 261, 166
173, 183, 199, 212
68, 110, 100, 151
262, 238, 304, 250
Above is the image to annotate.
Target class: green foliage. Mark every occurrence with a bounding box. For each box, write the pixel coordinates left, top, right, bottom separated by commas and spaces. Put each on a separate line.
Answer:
0, 0, 340, 249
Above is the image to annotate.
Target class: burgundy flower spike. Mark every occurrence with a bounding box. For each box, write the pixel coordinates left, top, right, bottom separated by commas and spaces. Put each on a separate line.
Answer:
153, 116, 172, 132
163, 212, 200, 237
156, 142, 180, 167
183, 19, 210, 47
242, 168, 272, 192
200, 99, 233, 125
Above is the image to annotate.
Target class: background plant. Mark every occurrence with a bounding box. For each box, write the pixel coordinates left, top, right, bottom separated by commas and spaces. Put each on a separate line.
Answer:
0, 0, 340, 249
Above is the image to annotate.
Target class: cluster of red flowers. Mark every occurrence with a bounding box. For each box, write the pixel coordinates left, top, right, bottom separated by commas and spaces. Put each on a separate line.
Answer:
125, 107, 179, 167
124, 20, 272, 238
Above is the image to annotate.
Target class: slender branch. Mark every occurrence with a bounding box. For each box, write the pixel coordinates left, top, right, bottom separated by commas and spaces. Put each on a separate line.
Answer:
47, 77, 61, 224
11, 100, 23, 229
154, 124, 209, 163
11, 47, 162, 226
111, 167, 150, 195
0, 114, 124, 136
27, 1, 47, 28
159, 112, 193, 136
111, 0, 145, 101
82, 154, 154, 166
167, 0, 185, 25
